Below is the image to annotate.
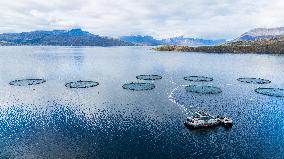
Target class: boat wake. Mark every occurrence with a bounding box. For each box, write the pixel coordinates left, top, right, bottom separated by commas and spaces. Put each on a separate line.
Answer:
168, 85, 193, 115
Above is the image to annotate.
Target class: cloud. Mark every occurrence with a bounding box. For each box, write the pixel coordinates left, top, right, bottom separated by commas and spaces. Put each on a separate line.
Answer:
0, 0, 284, 39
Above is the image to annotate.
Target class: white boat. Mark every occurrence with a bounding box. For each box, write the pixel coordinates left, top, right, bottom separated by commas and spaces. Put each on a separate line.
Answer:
219, 117, 233, 127
184, 112, 233, 129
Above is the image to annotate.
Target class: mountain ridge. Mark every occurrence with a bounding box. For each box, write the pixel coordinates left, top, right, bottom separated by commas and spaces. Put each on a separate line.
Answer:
0, 29, 133, 46
234, 27, 284, 41
119, 35, 226, 46
153, 26, 284, 54
2, 26, 284, 48
154, 35, 284, 54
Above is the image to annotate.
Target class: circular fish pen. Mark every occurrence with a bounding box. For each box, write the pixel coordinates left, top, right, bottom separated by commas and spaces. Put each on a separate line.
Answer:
122, 82, 155, 91
136, 75, 162, 80
65, 80, 99, 89
184, 76, 213, 82
185, 85, 222, 94
255, 88, 284, 97
237, 78, 271, 84
9, 79, 46, 86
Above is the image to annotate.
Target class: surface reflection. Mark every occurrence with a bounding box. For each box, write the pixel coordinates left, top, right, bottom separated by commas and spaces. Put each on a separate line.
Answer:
0, 46, 283, 158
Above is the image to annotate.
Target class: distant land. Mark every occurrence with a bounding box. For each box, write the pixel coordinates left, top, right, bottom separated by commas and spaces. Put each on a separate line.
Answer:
234, 27, 284, 41
0, 28, 226, 46
0, 29, 133, 46
119, 35, 161, 46
119, 35, 226, 46
154, 27, 284, 54
1, 27, 284, 51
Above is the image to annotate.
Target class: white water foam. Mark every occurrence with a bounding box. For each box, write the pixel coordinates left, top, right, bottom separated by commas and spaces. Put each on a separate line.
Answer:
168, 85, 193, 115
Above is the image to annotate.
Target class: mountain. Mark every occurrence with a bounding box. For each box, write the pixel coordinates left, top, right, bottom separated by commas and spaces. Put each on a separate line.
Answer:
154, 36, 284, 54
119, 35, 226, 46
160, 36, 226, 46
0, 29, 226, 46
154, 27, 284, 54
235, 27, 284, 41
119, 35, 161, 46
0, 29, 133, 46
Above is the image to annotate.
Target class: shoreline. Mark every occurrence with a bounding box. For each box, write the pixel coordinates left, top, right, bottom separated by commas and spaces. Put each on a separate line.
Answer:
153, 37, 284, 54
152, 45, 284, 54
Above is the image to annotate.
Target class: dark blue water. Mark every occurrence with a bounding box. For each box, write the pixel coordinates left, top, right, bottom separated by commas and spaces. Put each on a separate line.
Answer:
0, 46, 283, 158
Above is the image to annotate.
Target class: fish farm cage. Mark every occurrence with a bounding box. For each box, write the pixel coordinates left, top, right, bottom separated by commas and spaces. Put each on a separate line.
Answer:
65, 80, 99, 89
184, 76, 213, 82
185, 85, 222, 94
122, 82, 155, 91
237, 78, 271, 84
9, 79, 46, 86
136, 75, 162, 80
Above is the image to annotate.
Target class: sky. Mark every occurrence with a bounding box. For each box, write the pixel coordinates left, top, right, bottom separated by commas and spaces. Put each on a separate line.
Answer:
0, 0, 283, 39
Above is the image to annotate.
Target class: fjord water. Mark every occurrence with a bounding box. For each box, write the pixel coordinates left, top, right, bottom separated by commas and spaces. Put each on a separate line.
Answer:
0, 46, 283, 158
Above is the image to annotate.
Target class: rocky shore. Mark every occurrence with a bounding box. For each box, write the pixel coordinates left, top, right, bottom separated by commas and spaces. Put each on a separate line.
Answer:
153, 36, 284, 54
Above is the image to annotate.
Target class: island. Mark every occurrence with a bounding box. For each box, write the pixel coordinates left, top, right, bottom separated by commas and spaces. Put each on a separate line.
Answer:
153, 34, 284, 54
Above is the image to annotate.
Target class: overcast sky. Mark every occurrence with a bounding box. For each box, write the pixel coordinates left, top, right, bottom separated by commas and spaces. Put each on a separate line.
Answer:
0, 0, 283, 39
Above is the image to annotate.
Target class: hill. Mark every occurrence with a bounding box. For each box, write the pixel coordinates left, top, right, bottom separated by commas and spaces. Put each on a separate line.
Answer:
235, 27, 284, 41
119, 35, 226, 46
161, 36, 226, 46
0, 29, 133, 46
119, 35, 161, 46
153, 36, 284, 54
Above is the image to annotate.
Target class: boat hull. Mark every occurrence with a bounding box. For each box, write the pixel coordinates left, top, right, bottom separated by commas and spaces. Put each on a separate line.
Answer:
222, 122, 233, 128
184, 121, 221, 129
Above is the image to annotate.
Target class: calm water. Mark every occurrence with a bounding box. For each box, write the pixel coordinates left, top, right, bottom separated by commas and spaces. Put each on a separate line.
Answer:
0, 46, 283, 158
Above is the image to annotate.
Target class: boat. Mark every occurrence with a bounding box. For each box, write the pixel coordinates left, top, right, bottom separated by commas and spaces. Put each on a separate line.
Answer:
184, 112, 233, 129
219, 117, 233, 127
